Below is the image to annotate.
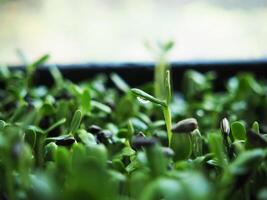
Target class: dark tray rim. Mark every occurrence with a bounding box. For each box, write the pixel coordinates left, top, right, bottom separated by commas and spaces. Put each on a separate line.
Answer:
7, 59, 267, 89
9, 58, 267, 70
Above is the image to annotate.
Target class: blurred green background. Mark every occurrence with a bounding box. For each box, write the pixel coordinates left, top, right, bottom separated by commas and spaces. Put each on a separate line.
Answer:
0, 0, 267, 65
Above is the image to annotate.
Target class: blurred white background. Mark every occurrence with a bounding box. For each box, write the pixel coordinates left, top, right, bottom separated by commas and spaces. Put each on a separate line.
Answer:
0, 0, 267, 64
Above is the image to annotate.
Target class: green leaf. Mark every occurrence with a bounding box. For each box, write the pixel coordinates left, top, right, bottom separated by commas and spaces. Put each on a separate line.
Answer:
87, 144, 108, 168
114, 94, 136, 122
26, 55, 50, 87
71, 143, 87, 166
177, 171, 211, 200
40, 103, 55, 116
140, 178, 184, 200
27, 54, 50, 74
117, 128, 132, 139
131, 88, 167, 107
44, 142, 58, 161
229, 149, 266, 176
49, 65, 64, 86
29, 173, 56, 200
208, 133, 228, 169
54, 147, 71, 171
182, 70, 211, 100
110, 73, 130, 93
80, 89, 91, 114
162, 40, 174, 52
145, 144, 167, 177
56, 101, 70, 122
131, 118, 148, 132
231, 121, 247, 141
77, 130, 96, 146
69, 110, 83, 134
127, 120, 135, 135
91, 100, 112, 114
26, 125, 44, 134
171, 133, 192, 161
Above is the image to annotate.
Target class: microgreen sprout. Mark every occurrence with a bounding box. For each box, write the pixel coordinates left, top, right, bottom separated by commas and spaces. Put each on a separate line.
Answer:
131, 70, 173, 146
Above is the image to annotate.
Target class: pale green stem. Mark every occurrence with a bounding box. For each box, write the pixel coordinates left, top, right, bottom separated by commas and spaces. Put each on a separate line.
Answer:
163, 106, 173, 146
154, 57, 167, 99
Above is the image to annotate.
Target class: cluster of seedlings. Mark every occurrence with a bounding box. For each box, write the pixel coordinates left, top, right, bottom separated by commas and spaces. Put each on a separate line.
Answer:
0, 51, 267, 200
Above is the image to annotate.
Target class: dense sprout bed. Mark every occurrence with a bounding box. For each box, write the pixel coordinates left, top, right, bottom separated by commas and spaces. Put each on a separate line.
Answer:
0, 56, 267, 200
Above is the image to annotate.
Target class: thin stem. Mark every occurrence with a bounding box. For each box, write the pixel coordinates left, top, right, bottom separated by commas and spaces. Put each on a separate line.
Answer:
35, 134, 45, 167
163, 106, 173, 146
154, 57, 166, 99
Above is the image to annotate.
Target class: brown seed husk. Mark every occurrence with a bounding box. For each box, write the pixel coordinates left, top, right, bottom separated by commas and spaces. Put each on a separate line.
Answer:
172, 118, 198, 133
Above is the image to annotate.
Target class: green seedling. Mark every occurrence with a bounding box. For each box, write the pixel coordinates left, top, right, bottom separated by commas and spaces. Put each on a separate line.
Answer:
131, 70, 173, 146
171, 118, 198, 161
26, 54, 50, 88
49, 65, 64, 87
220, 118, 232, 158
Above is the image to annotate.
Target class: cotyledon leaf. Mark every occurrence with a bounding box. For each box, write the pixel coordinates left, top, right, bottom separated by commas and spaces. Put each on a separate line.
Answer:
231, 121, 247, 141
131, 88, 167, 107
69, 110, 83, 134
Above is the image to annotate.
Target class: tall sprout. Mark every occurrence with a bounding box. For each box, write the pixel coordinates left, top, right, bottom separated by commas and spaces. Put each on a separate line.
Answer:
162, 70, 173, 145
131, 70, 173, 146
138, 41, 174, 145
145, 41, 174, 99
